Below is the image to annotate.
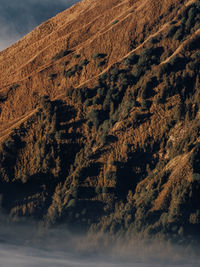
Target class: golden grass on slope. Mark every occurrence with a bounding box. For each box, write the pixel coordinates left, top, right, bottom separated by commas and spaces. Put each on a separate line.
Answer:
0, 0, 186, 134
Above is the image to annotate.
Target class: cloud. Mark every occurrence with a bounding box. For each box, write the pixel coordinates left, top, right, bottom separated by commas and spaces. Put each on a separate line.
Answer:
0, 0, 80, 51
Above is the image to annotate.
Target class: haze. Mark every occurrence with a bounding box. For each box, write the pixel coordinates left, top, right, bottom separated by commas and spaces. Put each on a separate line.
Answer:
0, 222, 200, 267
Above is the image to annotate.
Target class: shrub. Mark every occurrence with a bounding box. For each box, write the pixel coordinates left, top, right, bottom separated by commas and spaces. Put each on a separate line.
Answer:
101, 120, 110, 133
188, 61, 200, 71
65, 70, 75, 78
123, 100, 135, 114
84, 99, 92, 107
74, 54, 80, 58
9, 84, 19, 90
141, 99, 148, 108
127, 53, 139, 64
173, 27, 184, 41
133, 65, 143, 79
98, 73, 107, 85
103, 94, 111, 111
111, 67, 119, 76
67, 199, 76, 208
92, 53, 106, 60
167, 25, 179, 37
64, 65, 78, 78
188, 6, 197, 19
70, 186, 79, 198
111, 20, 119, 25
191, 52, 200, 61
186, 16, 195, 31
95, 186, 102, 194
192, 173, 200, 182
195, 1, 200, 9
97, 60, 106, 67
55, 131, 64, 140
97, 87, 106, 97
87, 110, 101, 128
79, 59, 89, 67
158, 63, 170, 77
65, 86, 74, 97
122, 57, 129, 66
148, 37, 159, 44
48, 73, 57, 80
52, 49, 72, 60
99, 133, 107, 145
102, 187, 109, 193
110, 110, 119, 123
193, 22, 200, 31
105, 171, 117, 181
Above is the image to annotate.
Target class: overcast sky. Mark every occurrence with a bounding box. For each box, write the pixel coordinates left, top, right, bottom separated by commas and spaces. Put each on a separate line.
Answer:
0, 0, 80, 51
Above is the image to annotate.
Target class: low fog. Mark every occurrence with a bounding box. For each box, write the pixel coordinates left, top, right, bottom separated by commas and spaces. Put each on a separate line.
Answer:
0, 0, 80, 51
0, 220, 200, 267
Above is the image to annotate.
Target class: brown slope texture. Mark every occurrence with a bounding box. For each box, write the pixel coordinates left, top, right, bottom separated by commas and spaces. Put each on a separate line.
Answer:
1, 0, 200, 244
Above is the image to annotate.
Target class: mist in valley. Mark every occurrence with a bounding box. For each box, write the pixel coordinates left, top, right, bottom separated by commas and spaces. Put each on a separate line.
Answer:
0, 221, 200, 267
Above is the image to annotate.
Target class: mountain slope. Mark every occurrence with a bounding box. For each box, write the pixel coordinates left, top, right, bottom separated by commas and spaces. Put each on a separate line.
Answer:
0, 0, 200, 243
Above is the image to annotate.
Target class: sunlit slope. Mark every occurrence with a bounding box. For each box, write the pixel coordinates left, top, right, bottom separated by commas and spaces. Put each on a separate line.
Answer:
0, 0, 183, 128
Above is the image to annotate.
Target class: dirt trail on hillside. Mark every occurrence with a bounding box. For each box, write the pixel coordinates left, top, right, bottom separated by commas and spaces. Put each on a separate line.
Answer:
161, 28, 200, 64
76, 22, 169, 88
0, 109, 38, 142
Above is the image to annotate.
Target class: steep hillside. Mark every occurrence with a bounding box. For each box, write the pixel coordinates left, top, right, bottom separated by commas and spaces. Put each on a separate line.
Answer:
1, 0, 200, 243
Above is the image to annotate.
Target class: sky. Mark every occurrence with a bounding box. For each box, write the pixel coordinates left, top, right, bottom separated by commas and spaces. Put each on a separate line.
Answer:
0, 0, 80, 51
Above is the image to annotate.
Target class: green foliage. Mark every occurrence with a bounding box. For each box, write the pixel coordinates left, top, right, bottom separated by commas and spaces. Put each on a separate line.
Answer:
193, 21, 200, 31
9, 84, 19, 90
64, 66, 77, 78
188, 61, 200, 71
87, 110, 101, 128
105, 171, 117, 181
65, 86, 74, 98
55, 131, 66, 140
102, 187, 109, 193
79, 59, 89, 67
48, 73, 57, 80
141, 99, 148, 108
191, 52, 200, 61
101, 120, 110, 133
52, 49, 72, 60
167, 25, 179, 37
132, 111, 139, 123
74, 54, 80, 58
64, 60, 89, 78
92, 53, 107, 60
103, 94, 111, 111
111, 20, 119, 25
67, 199, 76, 208
97, 60, 106, 67
84, 99, 92, 107
192, 173, 200, 182
173, 27, 184, 41
187, 6, 197, 29
97, 87, 106, 97
123, 54, 139, 66
110, 67, 120, 82
190, 143, 200, 172
95, 186, 102, 194
186, 15, 195, 31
